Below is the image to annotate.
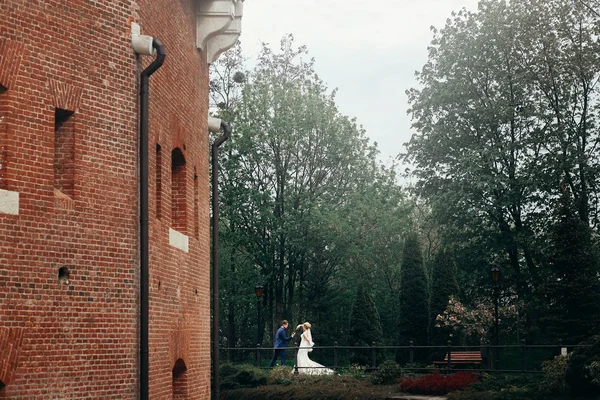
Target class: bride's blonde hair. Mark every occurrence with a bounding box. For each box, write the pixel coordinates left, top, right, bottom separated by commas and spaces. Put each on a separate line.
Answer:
296, 322, 311, 331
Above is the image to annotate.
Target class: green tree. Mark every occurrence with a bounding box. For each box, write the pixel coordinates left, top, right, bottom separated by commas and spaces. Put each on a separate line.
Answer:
209, 41, 251, 355
541, 187, 600, 344
429, 248, 459, 345
213, 36, 407, 346
398, 233, 429, 347
348, 284, 384, 365
404, 1, 600, 336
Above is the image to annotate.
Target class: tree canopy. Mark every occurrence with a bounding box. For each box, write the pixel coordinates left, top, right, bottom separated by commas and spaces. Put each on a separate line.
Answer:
211, 0, 600, 356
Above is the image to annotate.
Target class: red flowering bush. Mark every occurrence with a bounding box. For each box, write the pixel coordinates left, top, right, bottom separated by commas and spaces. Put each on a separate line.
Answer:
400, 371, 478, 395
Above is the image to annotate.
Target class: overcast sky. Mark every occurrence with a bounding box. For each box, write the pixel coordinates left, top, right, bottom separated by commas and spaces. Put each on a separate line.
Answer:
241, 0, 481, 164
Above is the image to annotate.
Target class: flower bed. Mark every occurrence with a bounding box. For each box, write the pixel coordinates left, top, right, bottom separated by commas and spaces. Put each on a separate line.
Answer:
400, 371, 479, 395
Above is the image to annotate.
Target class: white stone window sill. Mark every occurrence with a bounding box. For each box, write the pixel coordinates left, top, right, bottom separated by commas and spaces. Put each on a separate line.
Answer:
0, 188, 19, 215
169, 228, 189, 253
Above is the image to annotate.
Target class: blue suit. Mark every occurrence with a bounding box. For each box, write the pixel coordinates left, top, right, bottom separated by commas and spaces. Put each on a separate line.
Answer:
269, 326, 293, 367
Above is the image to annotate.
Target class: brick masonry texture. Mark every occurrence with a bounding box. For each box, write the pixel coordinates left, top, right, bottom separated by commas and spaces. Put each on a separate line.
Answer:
0, 0, 211, 398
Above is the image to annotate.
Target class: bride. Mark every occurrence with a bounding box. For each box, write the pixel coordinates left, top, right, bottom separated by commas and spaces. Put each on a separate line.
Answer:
295, 322, 334, 375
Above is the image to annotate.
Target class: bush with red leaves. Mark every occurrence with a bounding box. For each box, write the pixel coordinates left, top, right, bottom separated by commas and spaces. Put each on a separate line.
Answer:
400, 371, 478, 395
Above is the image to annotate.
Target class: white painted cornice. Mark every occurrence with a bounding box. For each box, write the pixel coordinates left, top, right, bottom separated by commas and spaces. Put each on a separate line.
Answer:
196, 0, 244, 64
205, 1, 243, 64
196, 0, 235, 54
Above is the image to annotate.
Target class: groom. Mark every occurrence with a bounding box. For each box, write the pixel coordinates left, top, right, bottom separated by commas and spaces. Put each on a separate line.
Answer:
269, 320, 295, 367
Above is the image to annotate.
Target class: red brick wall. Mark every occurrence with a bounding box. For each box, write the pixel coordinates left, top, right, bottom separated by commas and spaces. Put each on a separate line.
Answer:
0, 0, 211, 398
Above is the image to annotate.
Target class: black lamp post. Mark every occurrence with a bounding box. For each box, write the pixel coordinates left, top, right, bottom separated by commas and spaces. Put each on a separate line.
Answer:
491, 267, 501, 369
255, 285, 264, 347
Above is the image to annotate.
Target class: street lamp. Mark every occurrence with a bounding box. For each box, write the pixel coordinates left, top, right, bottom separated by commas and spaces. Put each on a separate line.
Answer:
491, 267, 501, 370
255, 285, 264, 348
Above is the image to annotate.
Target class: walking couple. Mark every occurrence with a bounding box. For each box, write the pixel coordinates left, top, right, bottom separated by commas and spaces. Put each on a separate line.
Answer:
269, 319, 334, 375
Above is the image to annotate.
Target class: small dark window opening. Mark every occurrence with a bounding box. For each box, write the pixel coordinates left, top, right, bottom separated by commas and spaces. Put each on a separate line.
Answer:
194, 169, 199, 238
58, 266, 70, 285
0, 87, 8, 190
156, 144, 162, 219
171, 148, 187, 233
172, 358, 188, 400
54, 108, 75, 198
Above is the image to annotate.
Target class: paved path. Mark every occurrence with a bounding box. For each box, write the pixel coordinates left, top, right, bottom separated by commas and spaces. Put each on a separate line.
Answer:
388, 396, 446, 400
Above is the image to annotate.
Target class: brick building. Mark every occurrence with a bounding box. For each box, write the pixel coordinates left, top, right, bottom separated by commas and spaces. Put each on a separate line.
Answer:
0, 0, 243, 398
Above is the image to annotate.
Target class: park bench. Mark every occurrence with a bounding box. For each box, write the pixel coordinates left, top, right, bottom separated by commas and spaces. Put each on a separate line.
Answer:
433, 351, 483, 368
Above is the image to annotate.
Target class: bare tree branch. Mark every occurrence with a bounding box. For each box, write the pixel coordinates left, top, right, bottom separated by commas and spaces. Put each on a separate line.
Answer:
578, 0, 600, 18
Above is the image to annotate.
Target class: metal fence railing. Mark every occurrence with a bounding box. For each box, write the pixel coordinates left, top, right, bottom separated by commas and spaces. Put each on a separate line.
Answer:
220, 340, 587, 374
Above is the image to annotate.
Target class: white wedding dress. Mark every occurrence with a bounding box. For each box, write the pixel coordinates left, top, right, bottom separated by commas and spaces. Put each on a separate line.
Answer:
295, 329, 334, 375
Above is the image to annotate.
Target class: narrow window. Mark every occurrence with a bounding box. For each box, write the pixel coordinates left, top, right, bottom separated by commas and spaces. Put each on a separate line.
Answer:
54, 108, 75, 198
171, 148, 187, 233
172, 359, 188, 399
194, 169, 199, 238
0, 86, 7, 190
156, 144, 162, 219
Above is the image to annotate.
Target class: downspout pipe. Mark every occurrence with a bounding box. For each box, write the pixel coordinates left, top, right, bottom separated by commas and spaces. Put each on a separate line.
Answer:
210, 117, 231, 400
139, 38, 166, 400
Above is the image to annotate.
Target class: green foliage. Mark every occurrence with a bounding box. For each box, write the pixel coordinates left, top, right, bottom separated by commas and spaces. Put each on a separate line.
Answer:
221, 375, 394, 400
398, 233, 429, 348
342, 364, 366, 381
220, 363, 268, 391
348, 285, 384, 365
565, 336, 600, 397
541, 355, 570, 394
449, 373, 547, 400
466, 373, 541, 393
213, 35, 410, 349
587, 361, 600, 385
541, 190, 600, 344
267, 366, 293, 385
404, 0, 600, 338
430, 248, 459, 346
210, 0, 600, 359
447, 389, 539, 400
370, 360, 402, 385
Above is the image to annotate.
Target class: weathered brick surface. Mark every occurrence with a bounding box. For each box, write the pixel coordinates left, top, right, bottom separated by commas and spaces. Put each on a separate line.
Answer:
0, 0, 211, 398
0, 327, 25, 387
0, 38, 25, 90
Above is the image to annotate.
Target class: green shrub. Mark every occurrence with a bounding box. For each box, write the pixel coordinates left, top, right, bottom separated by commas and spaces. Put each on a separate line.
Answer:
465, 373, 542, 393
342, 364, 366, 381
220, 363, 268, 390
371, 360, 402, 385
445, 372, 593, 400
541, 355, 569, 394
403, 362, 435, 374
268, 365, 293, 384
221, 378, 394, 400
565, 335, 600, 397
294, 374, 339, 386
587, 361, 600, 385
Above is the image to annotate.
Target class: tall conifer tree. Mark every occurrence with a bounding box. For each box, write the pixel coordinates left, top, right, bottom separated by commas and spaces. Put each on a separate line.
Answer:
348, 284, 384, 365
429, 248, 459, 345
542, 188, 600, 343
398, 233, 429, 347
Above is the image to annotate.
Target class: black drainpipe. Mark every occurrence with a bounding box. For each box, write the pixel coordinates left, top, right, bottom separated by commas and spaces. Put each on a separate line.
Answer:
212, 120, 231, 400
139, 38, 165, 400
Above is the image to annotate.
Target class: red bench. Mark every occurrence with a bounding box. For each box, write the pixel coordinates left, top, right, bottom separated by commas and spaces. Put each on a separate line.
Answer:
433, 351, 482, 367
